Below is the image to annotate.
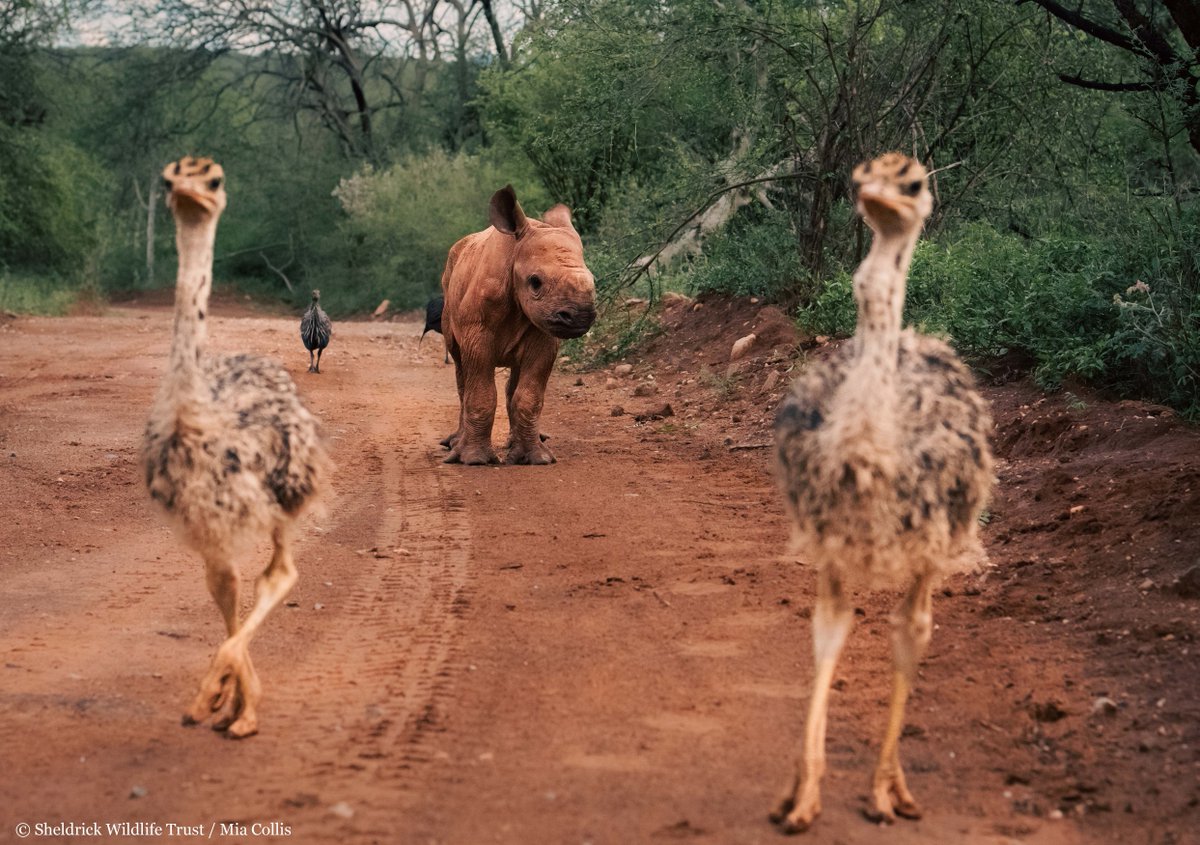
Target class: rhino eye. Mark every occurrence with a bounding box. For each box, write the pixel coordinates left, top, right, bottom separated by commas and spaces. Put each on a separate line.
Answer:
528, 274, 543, 293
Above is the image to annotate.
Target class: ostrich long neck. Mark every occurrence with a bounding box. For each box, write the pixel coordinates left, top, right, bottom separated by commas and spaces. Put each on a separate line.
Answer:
834, 224, 920, 459
166, 218, 217, 400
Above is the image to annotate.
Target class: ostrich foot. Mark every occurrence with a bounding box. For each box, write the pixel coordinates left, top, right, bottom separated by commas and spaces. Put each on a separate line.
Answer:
444, 441, 500, 465
439, 430, 462, 449
506, 440, 556, 465
865, 771, 921, 824
182, 641, 262, 739
770, 787, 820, 834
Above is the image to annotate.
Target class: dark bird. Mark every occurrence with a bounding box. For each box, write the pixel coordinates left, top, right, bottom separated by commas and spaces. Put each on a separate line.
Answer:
300, 289, 332, 373
420, 295, 450, 364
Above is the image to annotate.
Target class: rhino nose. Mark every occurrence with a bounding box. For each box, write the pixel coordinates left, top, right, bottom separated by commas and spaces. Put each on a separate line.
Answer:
547, 304, 596, 338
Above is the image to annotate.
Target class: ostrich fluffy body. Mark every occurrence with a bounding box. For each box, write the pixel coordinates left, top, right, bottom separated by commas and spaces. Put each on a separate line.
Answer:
300, 289, 332, 373
141, 156, 330, 738
771, 153, 993, 831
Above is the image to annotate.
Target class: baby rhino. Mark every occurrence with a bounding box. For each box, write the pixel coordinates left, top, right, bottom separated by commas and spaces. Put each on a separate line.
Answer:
440, 185, 596, 465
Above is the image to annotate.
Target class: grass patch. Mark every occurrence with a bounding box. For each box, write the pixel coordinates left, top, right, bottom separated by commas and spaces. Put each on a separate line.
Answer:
562, 303, 663, 368
0, 272, 82, 315
698, 365, 740, 400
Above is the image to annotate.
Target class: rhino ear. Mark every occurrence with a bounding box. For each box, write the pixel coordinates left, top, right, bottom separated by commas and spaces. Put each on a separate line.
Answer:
489, 185, 528, 237
542, 204, 574, 230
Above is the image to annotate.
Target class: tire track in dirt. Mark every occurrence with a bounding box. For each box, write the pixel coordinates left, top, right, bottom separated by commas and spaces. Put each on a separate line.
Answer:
295, 414, 470, 811
7, 305, 1193, 844
230, 330, 474, 839
0, 313, 473, 842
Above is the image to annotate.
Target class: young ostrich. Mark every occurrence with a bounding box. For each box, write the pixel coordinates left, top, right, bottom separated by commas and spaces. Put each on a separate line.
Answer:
300, 289, 332, 373
771, 153, 993, 832
141, 157, 330, 738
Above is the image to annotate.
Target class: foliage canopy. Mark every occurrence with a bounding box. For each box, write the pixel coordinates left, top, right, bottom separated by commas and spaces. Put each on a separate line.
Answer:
0, 0, 1196, 413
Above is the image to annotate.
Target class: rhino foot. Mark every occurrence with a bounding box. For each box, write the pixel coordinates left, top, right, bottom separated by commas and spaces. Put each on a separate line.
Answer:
504, 431, 550, 449
445, 442, 500, 465
506, 441, 556, 465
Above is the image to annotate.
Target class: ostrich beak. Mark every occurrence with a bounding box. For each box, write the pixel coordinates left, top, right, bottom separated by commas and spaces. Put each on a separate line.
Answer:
856, 184, 915, 230
856, 184, 906, 214
171, 187, 217, 214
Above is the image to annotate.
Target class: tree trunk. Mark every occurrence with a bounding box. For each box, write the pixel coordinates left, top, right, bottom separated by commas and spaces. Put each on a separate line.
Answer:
146, 172, 157, 286
479, 0, 509, 68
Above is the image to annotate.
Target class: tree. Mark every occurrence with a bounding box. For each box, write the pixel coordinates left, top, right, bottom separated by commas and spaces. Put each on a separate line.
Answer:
0, 0, 106, 272
482, 0, 1066, 293
0, 0, 84, 126
149, 0, 441, 159
1024, 0, 1200, 157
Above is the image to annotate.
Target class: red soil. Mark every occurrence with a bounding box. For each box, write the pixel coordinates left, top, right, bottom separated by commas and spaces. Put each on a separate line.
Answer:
0, 294, 1196, 844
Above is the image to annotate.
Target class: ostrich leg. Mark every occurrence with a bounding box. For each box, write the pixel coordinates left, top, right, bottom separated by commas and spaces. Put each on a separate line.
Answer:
772, 569, 854, 833
184, 551, 259, 732
869, 572, 934, 823
186, 526, 297, 738
204, 550, 239, 637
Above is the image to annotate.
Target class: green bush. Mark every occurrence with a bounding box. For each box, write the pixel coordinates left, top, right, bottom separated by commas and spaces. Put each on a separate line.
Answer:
0, 271, 79, 315
316, 148, 549, 314
0, 125, 106, 274
801, 217, 1200, 416
683, 211, 802, 301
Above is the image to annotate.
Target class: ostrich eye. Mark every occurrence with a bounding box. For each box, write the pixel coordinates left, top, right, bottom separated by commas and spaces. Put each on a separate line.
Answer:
208, 177, 223, 191
901, 180, 923, 197
528, 274, 543, 293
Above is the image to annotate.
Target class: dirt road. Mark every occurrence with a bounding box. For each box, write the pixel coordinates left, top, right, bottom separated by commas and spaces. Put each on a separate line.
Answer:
0, 302, 1196, 844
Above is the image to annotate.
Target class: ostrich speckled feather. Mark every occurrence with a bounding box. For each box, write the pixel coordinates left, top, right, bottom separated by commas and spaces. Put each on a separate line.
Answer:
774, 330, 993, 587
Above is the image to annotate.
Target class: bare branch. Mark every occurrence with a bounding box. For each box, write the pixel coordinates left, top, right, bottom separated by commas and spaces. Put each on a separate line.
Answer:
1020, 0, 1150, 58
1059, 73, 1156, 93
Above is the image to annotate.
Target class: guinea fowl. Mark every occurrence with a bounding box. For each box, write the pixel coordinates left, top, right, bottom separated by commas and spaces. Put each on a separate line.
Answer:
300, 289, 332, 373
420, 295, 449, 364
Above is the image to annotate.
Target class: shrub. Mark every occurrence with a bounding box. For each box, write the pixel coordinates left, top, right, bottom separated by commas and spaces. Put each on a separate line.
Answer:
0, 125, 106, 274
316, 148, 549, 314
800, 217, 1200, 416
0, 270, 79, 315
683, 211, 802, 301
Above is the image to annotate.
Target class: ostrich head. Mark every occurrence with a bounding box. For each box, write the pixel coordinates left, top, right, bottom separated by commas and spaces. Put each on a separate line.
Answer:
162, 157, 227, 226
851, 153, 932, 237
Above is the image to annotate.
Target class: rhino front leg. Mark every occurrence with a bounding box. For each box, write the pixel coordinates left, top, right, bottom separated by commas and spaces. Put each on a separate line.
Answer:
503, 366, 550, 449
506, 349, 556, 465
444, 355, 500, 466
